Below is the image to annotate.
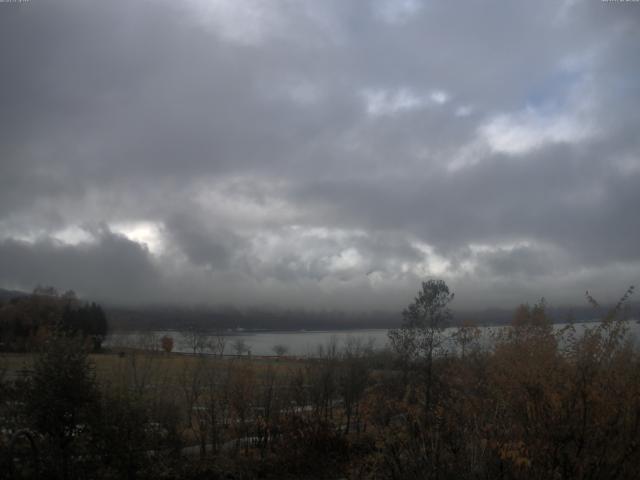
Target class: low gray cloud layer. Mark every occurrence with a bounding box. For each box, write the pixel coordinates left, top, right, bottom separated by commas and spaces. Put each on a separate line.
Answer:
0, 0, 638, 310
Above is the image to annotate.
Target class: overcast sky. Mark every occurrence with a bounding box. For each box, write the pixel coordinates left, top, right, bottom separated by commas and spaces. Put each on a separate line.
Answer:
0, 0, 638, 311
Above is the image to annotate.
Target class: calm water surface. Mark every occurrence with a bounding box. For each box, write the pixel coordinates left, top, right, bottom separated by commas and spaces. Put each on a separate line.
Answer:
106, 321, 640, 357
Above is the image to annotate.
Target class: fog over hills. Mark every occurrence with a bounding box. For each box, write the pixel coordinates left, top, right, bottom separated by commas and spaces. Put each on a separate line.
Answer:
3, 288, 637, 332
104, 303, 640, 332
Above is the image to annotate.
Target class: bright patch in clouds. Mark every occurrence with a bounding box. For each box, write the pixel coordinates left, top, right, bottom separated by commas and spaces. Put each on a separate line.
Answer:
111, 221, 165, 254
363, 87, 450, 116
448, 97, 597, 171
327, 248, 364, 273
411, 242, 451, 276
481, 106, 595, 155
374, 0, 423, 24
430, 90, 450, 105
185, 0, 283, 44
53, 226, 95, 246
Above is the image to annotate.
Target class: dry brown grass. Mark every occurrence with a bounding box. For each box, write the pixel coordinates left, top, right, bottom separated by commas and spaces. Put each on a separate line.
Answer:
2, 350, 301, 384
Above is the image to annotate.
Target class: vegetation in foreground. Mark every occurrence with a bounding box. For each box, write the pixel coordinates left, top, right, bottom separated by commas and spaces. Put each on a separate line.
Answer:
1, 281, 639, 479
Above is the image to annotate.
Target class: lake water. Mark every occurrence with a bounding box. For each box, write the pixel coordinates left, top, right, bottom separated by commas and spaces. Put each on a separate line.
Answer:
105, 320, 640, 357
106, 328, 391, 356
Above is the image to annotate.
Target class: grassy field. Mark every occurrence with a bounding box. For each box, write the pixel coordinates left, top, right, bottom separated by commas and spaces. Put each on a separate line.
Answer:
1, 350, 304, 387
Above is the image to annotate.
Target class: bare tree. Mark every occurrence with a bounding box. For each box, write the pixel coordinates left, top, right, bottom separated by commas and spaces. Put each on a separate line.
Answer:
228, 362, 255, 456
182, 325, 208, 355
388, 279, 454, 420
307, 337, 340, 423
339, 336, 374, 434
452, 320, 481, 359
208, 328, 227, 357
202, 360, 231, 454
255, 365, 282, 456
178, 357, 209, 458
272, 344, 289, 357
123, 335, 163, 398
232, 338, 248, 356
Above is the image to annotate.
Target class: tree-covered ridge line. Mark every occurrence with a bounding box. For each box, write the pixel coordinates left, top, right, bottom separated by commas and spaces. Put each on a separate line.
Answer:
105, 303, 640, 332
2, 286, 637, 333
0, 286, 108, 352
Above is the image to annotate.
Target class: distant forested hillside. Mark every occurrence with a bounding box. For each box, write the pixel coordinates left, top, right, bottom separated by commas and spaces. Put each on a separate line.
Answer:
0, 287, 108, 351
2, 288, 636, 333
106, 302, 638, 332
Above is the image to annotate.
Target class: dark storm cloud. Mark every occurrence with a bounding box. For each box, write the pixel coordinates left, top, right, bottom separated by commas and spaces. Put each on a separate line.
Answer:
0, 0, 638, 309
165, 213, 244, 270
0, 227, 161, 303
475, 245, 564, 279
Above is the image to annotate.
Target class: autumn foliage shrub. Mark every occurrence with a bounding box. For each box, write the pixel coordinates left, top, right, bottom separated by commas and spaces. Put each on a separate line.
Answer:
372, 294, 640, 480
269, 415, 349, 477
